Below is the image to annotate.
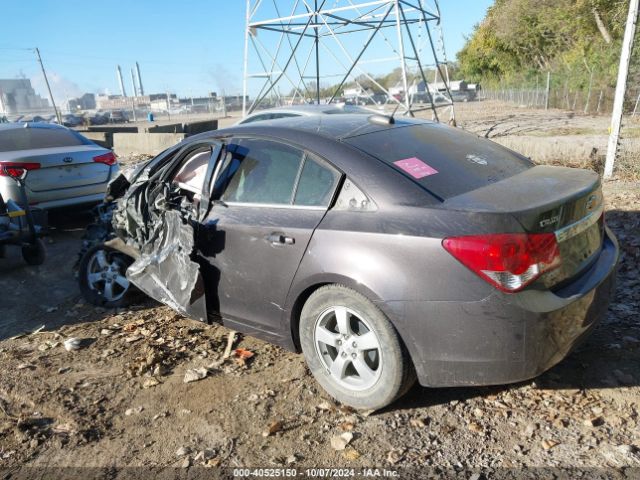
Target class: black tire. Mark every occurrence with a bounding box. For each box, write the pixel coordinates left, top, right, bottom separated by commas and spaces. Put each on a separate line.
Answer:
78, 244, 139, 308
299, 284, 416, 410
21, 238, 46, 265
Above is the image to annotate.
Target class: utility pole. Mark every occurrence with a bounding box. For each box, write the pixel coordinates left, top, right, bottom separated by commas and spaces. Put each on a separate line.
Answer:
314, 0, 320, 104
394, 0, 410, 114
604, 0, 639, 178
242, 0, 251, 116
35, 48, 61, 124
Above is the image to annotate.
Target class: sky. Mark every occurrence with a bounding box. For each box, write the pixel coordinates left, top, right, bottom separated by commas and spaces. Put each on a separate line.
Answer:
0, 0, 492, 103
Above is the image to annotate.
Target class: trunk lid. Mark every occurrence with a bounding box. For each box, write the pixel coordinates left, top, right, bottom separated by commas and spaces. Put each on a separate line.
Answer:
444, 165, 604, 288
1, 146, 112, 192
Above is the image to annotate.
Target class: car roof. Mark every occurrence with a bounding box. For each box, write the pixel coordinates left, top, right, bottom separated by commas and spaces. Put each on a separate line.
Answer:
221, 113, 430, 142
0, 122, 70, 132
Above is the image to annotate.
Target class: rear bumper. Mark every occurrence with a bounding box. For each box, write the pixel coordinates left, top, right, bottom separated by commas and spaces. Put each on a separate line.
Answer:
388, 228, 619, 387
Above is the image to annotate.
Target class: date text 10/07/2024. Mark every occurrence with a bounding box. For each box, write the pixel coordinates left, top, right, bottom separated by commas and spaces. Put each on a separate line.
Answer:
233, 468, 400, 478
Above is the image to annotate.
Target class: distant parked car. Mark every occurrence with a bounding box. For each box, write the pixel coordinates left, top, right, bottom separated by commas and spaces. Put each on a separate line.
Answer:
90, 113, 109, 125
450, 90, 476, 102
109, 110, 129, 124
64, 114, 85, 127
0, 122, 119, 209
237, 104, 373, 125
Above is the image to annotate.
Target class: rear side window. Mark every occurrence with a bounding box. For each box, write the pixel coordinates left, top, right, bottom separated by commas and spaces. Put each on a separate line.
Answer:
344, 124, 533, 199
219, 138, 304, 205
294, 155, 339, 207
0, 127, 87, 152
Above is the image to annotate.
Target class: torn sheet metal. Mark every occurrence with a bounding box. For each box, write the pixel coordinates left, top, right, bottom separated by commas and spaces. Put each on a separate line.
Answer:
126, 209, 206, 321
110, 154, 208, 322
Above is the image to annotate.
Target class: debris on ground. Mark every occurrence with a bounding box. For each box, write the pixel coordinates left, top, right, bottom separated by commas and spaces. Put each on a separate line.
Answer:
183, 367, 209, 384
330, 432, 354, 451
63, 337, 82, 351
262, 420, 284, 437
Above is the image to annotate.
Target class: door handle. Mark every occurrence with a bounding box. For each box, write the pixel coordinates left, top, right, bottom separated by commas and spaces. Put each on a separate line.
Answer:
267, 232, 295, 245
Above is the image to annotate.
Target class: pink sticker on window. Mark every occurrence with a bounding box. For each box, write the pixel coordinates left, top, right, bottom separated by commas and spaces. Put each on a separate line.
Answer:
393, 157, 438, 179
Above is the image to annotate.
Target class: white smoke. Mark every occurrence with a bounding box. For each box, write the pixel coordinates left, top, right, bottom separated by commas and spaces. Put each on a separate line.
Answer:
30, 72, 83, 104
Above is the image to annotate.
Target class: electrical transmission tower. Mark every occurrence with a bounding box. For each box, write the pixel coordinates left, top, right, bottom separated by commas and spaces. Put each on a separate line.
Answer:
242, 0, 456, 123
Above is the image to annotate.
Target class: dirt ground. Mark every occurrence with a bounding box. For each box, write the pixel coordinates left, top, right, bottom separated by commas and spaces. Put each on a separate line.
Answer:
0, 103, 639, 477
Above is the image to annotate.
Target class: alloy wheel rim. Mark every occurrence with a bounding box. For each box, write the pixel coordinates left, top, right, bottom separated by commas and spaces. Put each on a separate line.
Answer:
86, 249, 130, 302
313, 306, 383, 391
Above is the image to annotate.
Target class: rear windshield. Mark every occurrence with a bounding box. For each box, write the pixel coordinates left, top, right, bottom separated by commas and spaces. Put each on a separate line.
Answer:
344, 123, 533, 199
0, 127, 88, 152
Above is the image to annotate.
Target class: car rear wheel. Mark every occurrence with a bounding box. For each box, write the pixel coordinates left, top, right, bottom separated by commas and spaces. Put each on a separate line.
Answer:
299, 284, 416, 410
78, 244, 137, 308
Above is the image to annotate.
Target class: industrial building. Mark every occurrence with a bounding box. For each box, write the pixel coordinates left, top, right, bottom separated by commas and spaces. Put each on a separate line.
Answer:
0, 78, 50, 114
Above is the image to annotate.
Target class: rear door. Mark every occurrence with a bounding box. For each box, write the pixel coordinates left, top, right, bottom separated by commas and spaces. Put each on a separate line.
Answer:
197, 137, 340, 335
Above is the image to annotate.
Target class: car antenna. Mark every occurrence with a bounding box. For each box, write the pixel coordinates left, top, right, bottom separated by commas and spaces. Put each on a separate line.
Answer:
368, 103, 399, 126
389, 102, 401, 122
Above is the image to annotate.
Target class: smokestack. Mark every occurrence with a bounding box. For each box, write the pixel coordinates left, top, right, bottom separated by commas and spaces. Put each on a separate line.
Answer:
136, 62, 144, 96
130, 68, 138, 97
116, 65, 127, 97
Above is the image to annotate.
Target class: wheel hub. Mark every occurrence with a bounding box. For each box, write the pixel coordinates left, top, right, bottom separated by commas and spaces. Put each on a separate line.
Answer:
313, 306, 382, 391
86, 249, 130, 302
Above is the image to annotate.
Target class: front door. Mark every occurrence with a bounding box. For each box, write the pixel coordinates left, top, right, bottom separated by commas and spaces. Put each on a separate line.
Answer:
197, 137, 340, 337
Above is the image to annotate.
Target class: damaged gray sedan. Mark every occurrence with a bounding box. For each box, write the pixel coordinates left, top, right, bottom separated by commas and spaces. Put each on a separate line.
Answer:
77, 114, 618, 409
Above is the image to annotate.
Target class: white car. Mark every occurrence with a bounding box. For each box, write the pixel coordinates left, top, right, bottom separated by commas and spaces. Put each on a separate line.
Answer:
0, 122, 120, 209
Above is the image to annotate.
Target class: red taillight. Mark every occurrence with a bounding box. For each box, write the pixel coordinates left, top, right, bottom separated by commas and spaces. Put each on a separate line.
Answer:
93, 151, 117, 166
0, 162, 41, 177
442, 233, 561, 293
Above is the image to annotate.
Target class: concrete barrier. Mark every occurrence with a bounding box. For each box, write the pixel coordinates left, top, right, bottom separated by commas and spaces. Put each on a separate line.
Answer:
145, 123, 182, 134
113, 132, 186, 156
82, 131, 113, 149
144, 119, 218, 135
183, 119, 218, 135
88, 125, 139, 133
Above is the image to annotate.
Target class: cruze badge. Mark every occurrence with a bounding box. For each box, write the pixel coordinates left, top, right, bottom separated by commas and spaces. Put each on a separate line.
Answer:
539, 214, 561, 228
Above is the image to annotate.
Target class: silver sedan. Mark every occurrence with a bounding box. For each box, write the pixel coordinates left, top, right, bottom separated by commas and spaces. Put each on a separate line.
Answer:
0, 122, 119, 209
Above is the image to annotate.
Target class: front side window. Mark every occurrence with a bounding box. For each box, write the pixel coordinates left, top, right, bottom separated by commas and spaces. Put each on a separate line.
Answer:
217, 139, 304, 205
172, 146, 212, 194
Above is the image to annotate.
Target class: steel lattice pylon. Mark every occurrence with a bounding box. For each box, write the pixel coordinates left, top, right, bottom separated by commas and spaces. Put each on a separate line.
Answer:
242, 0, 456, 123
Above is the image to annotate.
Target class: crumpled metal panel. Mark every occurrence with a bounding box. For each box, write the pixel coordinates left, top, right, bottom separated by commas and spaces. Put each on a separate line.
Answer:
109, 155, 208, 322
126, 209, 206, 321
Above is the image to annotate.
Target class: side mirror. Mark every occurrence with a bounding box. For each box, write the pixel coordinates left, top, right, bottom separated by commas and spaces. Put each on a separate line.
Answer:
2, 166, 27, 180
